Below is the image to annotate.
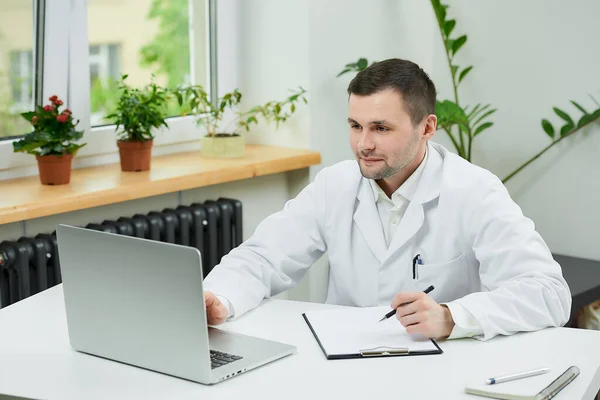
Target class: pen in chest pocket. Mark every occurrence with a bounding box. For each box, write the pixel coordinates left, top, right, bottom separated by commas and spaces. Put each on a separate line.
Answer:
412, 254, 423, 279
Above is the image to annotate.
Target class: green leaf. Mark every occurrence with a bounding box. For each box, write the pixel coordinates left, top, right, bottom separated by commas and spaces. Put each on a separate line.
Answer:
175, 91, 183, 106
451, 65, 459, 78
577, 114, 594, 128
458, 66, 473, 83
443, 19, 456, 36
592, 108, 600, 119
337, 57, 370, 77
473, 122, 493, 137
438, 4, 447, 24
431, 0, 445, 25
21, 111, 36, 122
553, 107, 574, 125
35, 131, 55, 143
451, 35, 467, 56
571, 100, 589, 115
466, 104, 481, 119
472, 108, 496, 127
445, 39, 454, 52
291, 104, 296, 113
560, 123, 575, 137
436, 99, 469, 127
357, 58, 368, 71
468, 104, 491, 120
541, 119, 554, 138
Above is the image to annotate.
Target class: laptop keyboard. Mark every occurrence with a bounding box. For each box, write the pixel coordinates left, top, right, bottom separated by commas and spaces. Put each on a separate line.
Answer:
210, 350, 243, 369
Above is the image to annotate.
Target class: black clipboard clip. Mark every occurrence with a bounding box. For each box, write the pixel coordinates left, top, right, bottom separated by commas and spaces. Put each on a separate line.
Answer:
359, 346, 410, 357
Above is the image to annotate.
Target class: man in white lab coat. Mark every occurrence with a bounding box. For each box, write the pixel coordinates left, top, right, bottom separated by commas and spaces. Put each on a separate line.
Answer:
203, 58, 571, 341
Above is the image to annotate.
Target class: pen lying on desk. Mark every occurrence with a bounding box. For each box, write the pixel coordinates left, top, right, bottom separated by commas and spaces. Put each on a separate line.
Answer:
486, 367, 550, 385
378, 285, 435, 322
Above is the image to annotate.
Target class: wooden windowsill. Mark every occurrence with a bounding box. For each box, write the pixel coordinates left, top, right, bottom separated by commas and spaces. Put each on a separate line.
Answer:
0, 145, 321, 225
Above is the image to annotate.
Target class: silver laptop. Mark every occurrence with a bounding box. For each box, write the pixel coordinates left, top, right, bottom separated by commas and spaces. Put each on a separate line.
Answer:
56, 224, 296, 384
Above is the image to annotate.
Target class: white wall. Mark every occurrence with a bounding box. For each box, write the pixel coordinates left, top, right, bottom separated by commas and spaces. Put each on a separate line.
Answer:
235, 0, 310, 149
431, 0, 600, 260
307, 0, 437, 177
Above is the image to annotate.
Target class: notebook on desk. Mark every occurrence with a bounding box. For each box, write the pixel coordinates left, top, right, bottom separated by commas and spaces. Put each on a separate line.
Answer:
302, 306, 442, 359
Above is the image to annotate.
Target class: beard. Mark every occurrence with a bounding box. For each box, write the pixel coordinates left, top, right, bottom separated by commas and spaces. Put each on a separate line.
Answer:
356, 130, 422, 180
356, 156, 397, 180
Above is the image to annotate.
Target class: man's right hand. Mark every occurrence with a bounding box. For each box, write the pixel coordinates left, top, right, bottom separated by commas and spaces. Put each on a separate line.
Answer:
204, 291, 228, 325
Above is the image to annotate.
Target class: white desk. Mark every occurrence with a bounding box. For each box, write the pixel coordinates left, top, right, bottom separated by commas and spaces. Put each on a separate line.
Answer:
1, 286, 599, 400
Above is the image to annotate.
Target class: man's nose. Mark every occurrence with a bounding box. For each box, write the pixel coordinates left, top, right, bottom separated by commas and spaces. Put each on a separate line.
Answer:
359, 131, 375, 152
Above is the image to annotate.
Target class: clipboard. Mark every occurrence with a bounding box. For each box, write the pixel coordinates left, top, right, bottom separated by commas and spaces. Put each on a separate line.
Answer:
302, 307, 443, 360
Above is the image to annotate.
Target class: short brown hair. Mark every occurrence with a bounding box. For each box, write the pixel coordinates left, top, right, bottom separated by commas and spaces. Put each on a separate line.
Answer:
347, 58, 436, 126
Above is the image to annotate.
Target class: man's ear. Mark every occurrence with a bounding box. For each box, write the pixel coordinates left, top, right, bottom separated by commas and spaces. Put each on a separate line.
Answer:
422, 114, 437, 139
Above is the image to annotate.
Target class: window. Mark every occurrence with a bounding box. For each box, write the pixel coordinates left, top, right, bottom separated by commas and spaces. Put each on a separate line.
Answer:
0, 0, 39, 139
89, 44, 120, 126
88, 0, 207, 126
0, 0, 217, 177
10, 50, 34, 110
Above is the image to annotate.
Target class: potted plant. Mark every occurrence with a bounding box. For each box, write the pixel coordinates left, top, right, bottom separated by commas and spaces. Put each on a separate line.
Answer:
12, 95, 86, 185
175, 85, 308, 158
105, 75, 169, 171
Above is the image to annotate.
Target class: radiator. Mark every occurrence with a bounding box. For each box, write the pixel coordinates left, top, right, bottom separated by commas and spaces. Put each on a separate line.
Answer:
0, 197, 243, 308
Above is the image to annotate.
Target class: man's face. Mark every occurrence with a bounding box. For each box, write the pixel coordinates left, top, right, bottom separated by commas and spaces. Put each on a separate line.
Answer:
348, 88, 423, 181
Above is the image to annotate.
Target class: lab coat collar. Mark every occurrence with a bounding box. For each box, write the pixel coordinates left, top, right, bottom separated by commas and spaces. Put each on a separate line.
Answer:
410, 142, 443, 205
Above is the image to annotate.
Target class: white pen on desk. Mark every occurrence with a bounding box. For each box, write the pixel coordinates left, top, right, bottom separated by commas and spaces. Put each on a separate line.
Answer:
486, 367, 551, 385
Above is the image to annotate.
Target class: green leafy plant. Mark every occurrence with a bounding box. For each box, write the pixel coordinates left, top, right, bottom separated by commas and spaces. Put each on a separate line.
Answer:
337, 0, 600, 183
337, 58, 373, 77
502, 96, 600, 182
174, 85, 308, 137
105, 75, 170, 142
430, 0, 496, 161
12, 95, 86, 156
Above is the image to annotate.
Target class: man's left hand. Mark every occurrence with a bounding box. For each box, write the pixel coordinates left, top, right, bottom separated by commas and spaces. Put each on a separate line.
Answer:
391, 291, 455, 339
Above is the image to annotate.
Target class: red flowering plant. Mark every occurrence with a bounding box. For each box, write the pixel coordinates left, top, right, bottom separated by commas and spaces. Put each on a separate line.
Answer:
12, 95, 86, 156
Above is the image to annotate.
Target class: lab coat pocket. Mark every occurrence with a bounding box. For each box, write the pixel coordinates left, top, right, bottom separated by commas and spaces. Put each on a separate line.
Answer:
416, 253, 469, 303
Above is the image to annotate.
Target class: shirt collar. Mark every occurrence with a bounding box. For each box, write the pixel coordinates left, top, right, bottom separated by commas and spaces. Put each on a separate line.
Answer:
369, 144, 429, 203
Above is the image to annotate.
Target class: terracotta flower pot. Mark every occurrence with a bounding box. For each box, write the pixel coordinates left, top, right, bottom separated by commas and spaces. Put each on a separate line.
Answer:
35, 154, 73, 185
117, 140, 153, 172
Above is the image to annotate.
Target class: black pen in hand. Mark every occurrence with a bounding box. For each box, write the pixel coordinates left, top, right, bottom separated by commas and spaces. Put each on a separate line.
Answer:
378, 285, 435, 322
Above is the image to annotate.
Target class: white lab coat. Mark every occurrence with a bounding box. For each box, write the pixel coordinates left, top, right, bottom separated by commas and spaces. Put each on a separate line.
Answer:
203, 142, 571, 340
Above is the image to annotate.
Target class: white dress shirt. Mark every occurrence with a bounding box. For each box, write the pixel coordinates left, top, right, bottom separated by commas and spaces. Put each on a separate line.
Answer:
368, 149, 482, 339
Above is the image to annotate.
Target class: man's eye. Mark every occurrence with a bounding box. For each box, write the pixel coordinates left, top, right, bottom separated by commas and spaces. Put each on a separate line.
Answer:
351, 124, 361, 130
376, 126, 389, 132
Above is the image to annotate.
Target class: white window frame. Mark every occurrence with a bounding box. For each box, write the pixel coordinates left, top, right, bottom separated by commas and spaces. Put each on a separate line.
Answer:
0, 0, 237, 181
